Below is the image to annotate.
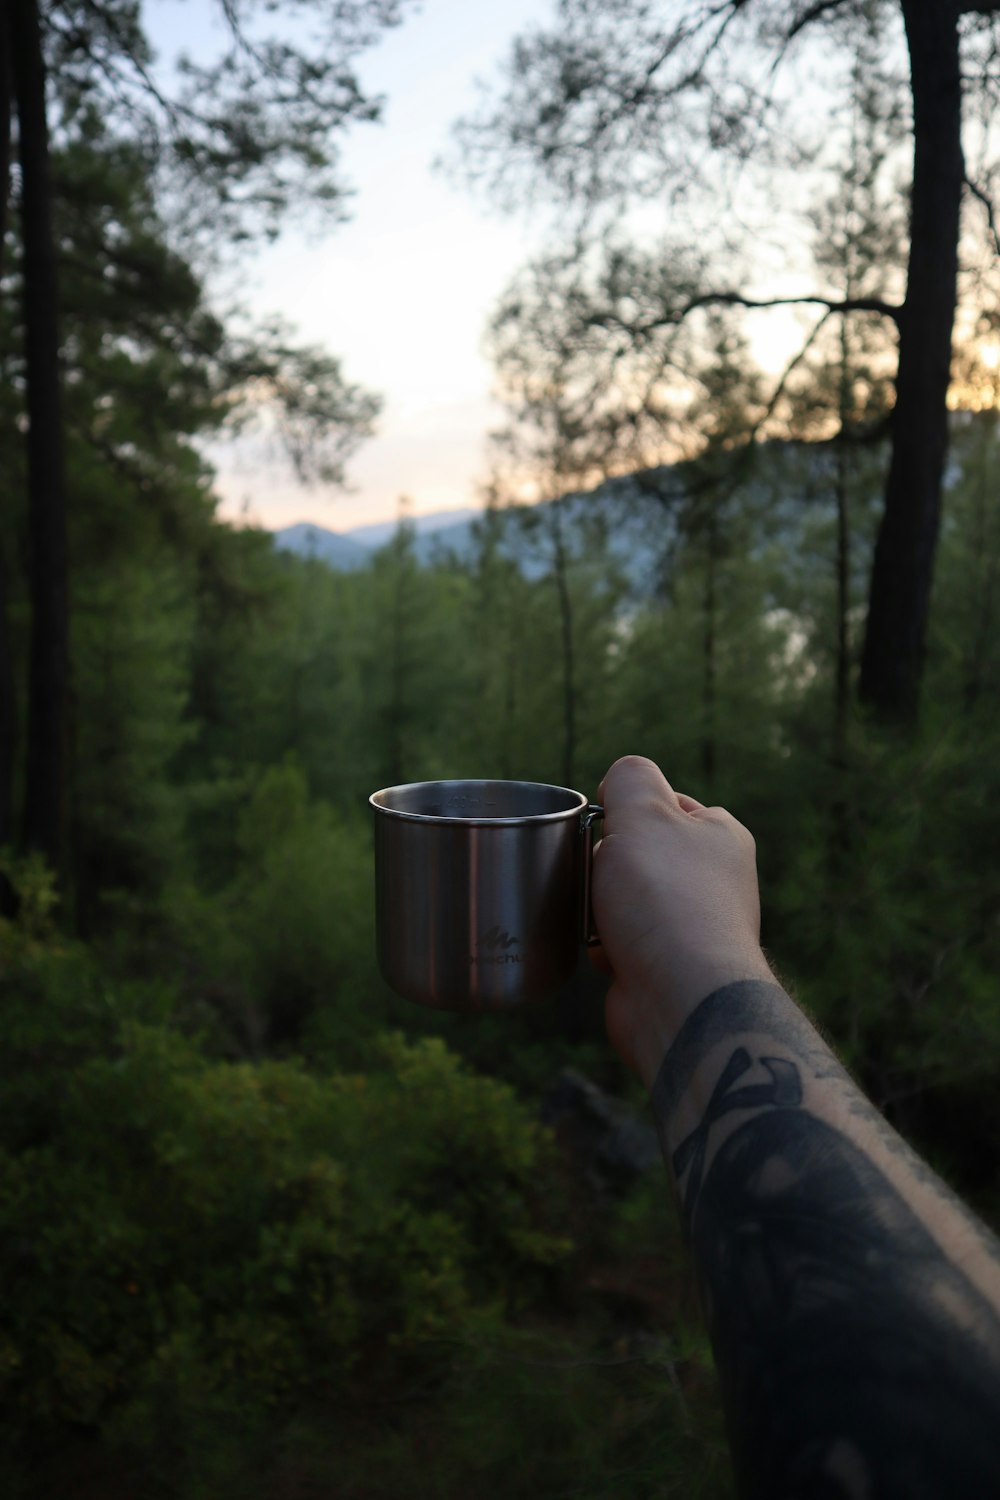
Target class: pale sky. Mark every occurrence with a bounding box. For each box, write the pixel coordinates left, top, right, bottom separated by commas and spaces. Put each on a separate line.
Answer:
139, 4, 1000, 538
147, 0, 558, 532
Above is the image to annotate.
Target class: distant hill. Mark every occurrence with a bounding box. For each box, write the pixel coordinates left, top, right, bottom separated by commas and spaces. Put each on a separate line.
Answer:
271, 487, 672, 587
270, 444, 869, 594
344, 508, 480, 549
274, 508, 482, 569
273, 523, 373, 570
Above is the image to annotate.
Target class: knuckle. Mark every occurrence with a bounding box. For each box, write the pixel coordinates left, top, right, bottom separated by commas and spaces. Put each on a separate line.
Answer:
609, 753, 661, 780
705, 805, 756, 851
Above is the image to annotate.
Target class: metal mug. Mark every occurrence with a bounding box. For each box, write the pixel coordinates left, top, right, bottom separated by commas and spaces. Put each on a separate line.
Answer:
370, 779, 604, 1011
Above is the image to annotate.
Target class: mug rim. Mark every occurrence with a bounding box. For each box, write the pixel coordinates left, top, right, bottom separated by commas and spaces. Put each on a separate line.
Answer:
370, 778, 589, 827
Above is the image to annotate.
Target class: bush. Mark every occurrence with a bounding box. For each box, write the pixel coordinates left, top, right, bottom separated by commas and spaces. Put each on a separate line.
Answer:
0, 927, 573, 1491
163, 760, 389, 1060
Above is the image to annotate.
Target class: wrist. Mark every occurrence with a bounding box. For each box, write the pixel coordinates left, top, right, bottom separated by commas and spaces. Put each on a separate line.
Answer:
632, 944, 775, 1090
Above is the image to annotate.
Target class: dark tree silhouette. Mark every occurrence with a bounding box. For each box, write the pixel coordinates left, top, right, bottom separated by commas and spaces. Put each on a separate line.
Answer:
454, 0, 1000, 725
1, 0, 405, 887
12, 0, 70, 872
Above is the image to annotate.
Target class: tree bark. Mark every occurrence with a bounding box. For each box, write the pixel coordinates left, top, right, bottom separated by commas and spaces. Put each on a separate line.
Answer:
858, 1, 964, 723
12, 0, 70, 875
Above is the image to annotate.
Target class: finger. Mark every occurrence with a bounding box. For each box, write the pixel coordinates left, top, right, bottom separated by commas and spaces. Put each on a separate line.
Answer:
597, 755, 680, 822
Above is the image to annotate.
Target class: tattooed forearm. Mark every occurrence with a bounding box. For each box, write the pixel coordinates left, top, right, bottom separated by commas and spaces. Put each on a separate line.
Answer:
651, 981, 1000, 1500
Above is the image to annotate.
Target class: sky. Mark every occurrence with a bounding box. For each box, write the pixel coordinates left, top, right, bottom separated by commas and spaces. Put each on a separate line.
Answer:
146, 0, 559, 533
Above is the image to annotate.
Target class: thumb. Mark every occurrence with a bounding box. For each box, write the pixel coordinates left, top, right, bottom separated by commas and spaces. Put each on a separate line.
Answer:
598, 755, 681, 830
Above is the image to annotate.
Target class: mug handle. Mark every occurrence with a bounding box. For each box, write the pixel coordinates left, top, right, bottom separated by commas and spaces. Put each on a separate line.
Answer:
581, 803, 605, 947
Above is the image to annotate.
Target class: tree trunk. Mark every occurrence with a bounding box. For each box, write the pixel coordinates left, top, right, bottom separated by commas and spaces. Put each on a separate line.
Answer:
0, 546, 17, 919
858, 0, 964, 723
701, 512, 717, 788
0, 10, 18, 918
0, 7, 11, 256
12, 0, 70, 875
828, 436, 853, 878
502, 613, 517, 781
834, 310, 853, 786
550, 500, 577, 789
387, 564, 405, 788
963, 417, 1000, 713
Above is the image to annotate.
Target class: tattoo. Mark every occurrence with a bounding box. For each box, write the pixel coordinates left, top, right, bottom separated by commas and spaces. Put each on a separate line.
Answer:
651, 982, 1000, 1499
672, 1048, 802, 1218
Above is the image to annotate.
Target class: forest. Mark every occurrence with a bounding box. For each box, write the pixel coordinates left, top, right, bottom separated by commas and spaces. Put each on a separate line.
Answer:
2, 0, 1000, 1496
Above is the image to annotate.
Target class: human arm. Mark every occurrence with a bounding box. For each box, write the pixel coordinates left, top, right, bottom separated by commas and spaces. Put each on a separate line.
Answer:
591, 755, 1000, 1498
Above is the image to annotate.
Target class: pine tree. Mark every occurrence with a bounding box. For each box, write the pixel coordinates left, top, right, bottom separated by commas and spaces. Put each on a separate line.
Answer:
1, 0, 402, 892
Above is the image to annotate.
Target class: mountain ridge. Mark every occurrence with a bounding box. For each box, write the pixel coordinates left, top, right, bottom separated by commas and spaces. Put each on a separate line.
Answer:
273, 507, 482, 568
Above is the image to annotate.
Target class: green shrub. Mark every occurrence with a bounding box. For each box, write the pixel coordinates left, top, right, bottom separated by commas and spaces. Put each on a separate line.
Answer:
162, 760, 389, 1060
0, 934, 572, 1486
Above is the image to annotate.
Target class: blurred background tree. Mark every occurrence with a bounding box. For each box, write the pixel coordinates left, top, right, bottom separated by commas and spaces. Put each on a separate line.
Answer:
454, 0, 1000, 723
1, 0, 400, 892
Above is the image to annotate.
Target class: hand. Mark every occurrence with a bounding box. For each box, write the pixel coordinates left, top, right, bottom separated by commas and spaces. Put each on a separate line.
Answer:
591, 755, 773, 1087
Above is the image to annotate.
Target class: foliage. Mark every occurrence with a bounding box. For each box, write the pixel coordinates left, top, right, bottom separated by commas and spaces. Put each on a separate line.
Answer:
45, 0, 418, 247
4, 344, 1000, 1493
3, 417, 1000, 1498
0, 918, 578, 1493
770, 717, 1000, 1183
323, 1320, 730, 1500
160, 760, 380, 1057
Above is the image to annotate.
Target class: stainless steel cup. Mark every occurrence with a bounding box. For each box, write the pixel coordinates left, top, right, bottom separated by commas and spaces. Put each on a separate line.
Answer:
370, 779, 604, 1011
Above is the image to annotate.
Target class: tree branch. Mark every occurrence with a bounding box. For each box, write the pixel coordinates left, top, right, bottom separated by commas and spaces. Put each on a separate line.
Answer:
785, 0, 852, 46
681, 291, 901, 324
965, 172, 1000, 257
587, 290, 902, 342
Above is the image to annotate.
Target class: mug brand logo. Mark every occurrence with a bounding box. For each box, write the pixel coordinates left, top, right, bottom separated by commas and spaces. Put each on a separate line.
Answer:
478, 925, 519, 950
470, 925, 523, 965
